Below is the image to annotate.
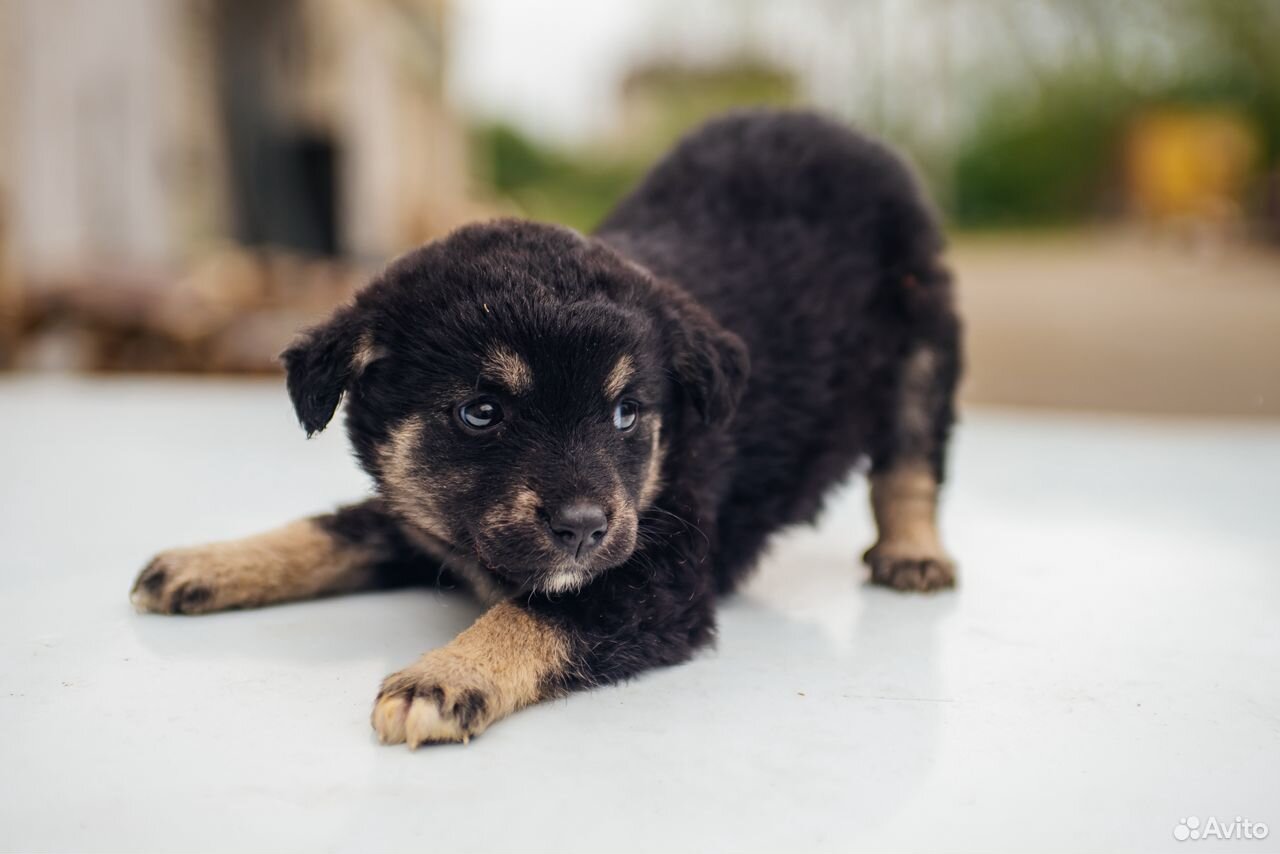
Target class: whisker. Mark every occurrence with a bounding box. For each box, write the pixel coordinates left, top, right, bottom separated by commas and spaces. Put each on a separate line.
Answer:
644, 505, 711, 551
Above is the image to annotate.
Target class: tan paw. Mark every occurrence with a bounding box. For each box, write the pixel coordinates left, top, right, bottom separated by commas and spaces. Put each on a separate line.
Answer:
864, 541, 956, 592
130, 548, 244, 614
372, 652, 496, 748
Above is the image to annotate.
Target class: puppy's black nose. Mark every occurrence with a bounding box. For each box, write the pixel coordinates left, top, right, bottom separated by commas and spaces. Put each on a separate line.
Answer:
547, 503, 608, 560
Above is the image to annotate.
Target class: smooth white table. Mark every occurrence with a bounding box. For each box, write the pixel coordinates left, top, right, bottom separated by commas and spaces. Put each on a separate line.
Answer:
1, 377, 1276, 853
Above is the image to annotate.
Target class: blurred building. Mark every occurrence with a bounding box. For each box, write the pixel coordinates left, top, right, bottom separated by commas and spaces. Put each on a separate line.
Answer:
0, 0, 476, 371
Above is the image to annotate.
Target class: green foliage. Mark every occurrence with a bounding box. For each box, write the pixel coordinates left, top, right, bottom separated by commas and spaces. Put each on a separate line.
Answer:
471, 2, 1280, 232
1187, 0, 1280, 160
473, 60, 796, 231
620, 61, 796, 162
474, 124, 642, 231
951, 75, 1129, 228
950, 0, 1280, 228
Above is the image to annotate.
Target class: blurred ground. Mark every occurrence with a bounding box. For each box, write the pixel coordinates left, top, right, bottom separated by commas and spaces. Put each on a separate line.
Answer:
954, 231, 1280, 417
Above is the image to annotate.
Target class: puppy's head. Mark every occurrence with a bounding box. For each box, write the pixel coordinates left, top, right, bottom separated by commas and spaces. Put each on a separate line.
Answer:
281, 220, 747, 595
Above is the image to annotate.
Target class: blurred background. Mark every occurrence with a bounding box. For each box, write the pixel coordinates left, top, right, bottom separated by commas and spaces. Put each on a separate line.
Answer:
1, 0, 1277, 415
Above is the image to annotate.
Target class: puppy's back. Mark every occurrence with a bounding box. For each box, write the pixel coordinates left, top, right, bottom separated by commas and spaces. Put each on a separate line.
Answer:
597, 109, 959, 587
597, 109, 945, 328
603, 110, 935, 238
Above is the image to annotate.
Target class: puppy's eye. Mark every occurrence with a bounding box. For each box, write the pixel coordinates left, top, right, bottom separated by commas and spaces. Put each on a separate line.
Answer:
613, 399, 639, 432
458, 399, 503, 431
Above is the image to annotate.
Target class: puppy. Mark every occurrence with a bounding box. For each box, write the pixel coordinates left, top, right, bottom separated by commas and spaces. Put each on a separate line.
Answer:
131, 109, 961, 747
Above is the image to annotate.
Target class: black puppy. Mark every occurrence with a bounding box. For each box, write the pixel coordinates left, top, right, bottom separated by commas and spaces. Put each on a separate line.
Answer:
131, 110, 961, 747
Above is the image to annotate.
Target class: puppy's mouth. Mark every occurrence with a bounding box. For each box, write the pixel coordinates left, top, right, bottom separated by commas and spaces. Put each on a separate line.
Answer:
539, 565, 599, 595
471, 503, 638, 594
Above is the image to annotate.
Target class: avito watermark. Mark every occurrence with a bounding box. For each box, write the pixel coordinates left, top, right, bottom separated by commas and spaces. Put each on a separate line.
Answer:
1174, 816, 1269, 842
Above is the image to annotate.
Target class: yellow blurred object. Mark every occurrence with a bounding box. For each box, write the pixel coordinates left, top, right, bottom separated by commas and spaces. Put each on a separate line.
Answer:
1126, 109, 1259, 224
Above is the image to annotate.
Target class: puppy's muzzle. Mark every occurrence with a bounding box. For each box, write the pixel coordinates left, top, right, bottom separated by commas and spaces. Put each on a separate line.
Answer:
544, 501, 609, 561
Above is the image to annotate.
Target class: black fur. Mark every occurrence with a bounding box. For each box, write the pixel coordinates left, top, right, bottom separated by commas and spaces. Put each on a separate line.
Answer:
283, 109, 961, 691
313, 500, 435, 589
282, 304, 363, 437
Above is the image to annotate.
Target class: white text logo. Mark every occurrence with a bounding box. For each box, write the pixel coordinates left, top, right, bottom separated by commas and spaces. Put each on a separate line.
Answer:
1174, 816, 1269, 842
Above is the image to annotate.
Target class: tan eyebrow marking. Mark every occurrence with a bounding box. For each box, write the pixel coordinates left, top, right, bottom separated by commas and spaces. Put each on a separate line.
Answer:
481, 347, 534, 394
603, 354, 635, 400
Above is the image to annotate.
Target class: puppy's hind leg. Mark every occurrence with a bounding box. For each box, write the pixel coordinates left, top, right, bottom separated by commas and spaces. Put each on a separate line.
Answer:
865, 333, 960, 592
866, 459, 954, 591
131, 499, 423, 614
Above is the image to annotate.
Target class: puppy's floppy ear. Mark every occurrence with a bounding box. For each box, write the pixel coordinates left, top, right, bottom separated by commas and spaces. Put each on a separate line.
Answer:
658, 283, 749, 428
280, 304, 377, 436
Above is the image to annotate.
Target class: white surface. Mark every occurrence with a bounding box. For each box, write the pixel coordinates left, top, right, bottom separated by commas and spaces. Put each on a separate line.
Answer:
1, 377, 1277, 854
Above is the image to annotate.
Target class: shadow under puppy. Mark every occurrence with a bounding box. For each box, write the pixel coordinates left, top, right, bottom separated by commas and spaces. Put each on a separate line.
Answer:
131, 109, 962, 747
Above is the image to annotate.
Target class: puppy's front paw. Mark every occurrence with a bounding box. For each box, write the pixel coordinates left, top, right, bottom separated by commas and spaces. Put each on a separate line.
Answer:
131, 549, 232, 614
864, 541, 956, 592
372, 652, 496, 748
